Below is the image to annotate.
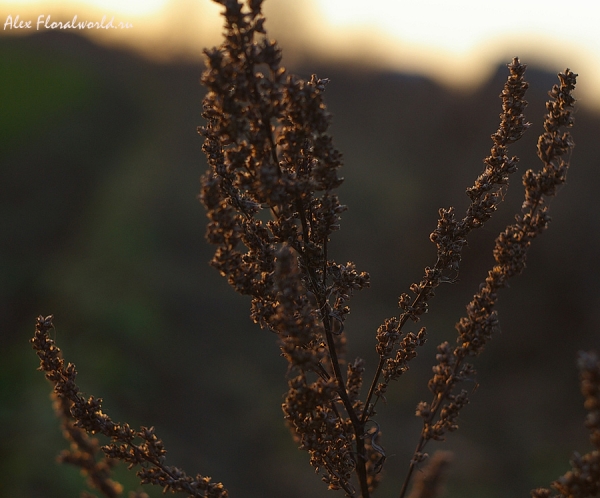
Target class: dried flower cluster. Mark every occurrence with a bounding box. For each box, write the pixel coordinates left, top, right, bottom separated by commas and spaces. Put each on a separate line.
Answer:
399, 63, 578, 498
30, 1, 599, 498
366, 59, 530, 426
532, 351, 600, 498
199, 0, 373, 494
31, 315, 228, 498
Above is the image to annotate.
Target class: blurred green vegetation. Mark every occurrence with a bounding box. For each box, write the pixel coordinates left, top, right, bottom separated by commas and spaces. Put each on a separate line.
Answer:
2, 30, 600, 498
0, 46, 93, 152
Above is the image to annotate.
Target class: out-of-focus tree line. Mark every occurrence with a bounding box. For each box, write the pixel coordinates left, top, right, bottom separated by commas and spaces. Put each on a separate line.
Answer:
2, 31, 599, 498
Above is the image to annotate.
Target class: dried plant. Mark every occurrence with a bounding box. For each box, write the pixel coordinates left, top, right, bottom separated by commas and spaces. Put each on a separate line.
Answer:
31, 315, 228, 498
30, 1, 599, 497
531, 351, 600, 498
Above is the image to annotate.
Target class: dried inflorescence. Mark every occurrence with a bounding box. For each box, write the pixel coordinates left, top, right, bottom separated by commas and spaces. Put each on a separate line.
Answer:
366, 59, 531, 420
31, 315, 228, 498
398, 65, 578, 498
532, 351, 600, 498
52, 388, 124, 498
282, 374, 356, 494
30, 1, 595, 497
198, 3, 582, 497
198, 0, 373, 493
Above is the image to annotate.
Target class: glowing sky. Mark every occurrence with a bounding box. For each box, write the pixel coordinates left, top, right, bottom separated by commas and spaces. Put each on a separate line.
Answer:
1, 0, 599, 108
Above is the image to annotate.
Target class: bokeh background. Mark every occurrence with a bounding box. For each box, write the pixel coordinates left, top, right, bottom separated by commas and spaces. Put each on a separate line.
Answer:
2, 1, 600, 497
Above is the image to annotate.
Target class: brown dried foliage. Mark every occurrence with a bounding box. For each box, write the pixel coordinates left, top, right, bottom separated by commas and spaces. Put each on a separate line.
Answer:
30, 1, 599, 497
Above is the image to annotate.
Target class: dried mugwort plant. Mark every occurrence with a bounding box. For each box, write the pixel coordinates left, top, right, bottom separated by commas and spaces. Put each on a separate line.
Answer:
31, 318, 228, 498
31, 1, 600, 497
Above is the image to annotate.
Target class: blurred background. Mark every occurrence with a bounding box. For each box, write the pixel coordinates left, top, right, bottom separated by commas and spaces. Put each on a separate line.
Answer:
2, 1, 600, 497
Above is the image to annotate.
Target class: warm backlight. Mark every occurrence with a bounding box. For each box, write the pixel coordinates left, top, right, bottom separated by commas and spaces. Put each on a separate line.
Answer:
1, 0, 599, 108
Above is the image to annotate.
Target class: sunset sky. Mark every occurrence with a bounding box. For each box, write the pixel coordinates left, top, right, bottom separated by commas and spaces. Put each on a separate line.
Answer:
2, 0, 600, 109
